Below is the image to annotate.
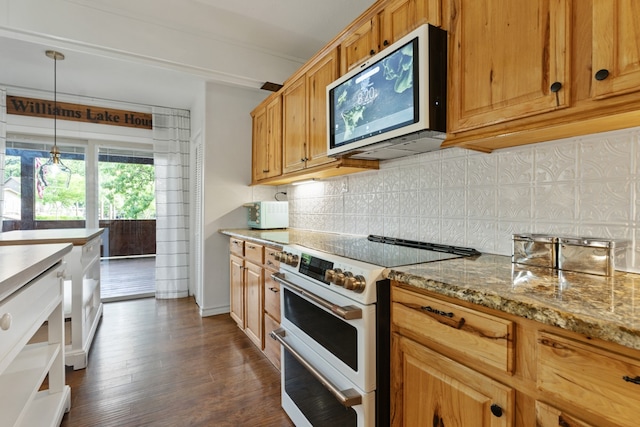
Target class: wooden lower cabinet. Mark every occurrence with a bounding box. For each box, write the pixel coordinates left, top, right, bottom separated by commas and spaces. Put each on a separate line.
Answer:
535, 401, 595, 427
228, 237, 281, 370
229, 254, 244, 328
244, 261, 263, 348
391, 282, 640, 427
392, 334, 514, 427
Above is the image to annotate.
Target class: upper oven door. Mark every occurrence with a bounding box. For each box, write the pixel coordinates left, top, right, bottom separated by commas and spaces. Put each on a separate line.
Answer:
273, 271, 377, 392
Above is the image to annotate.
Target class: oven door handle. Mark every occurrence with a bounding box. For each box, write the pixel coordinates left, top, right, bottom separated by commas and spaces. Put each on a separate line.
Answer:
270, 328, 363, 408
271, 272, 362, 320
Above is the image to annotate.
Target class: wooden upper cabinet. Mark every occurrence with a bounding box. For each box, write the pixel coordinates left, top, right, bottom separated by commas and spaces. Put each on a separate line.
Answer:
251, 94, 282, 183
283, 48, 339, 174
282, 76, 308, 174
305, 49, 339, 169
592, 0, 640, 99
340, 17, 380, 74
340, 0, 441, 74
380, 0, 441, 46
448, 0, 571, 133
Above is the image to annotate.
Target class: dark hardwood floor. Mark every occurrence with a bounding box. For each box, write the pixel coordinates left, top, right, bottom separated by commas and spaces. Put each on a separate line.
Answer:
61, 297, 294, 427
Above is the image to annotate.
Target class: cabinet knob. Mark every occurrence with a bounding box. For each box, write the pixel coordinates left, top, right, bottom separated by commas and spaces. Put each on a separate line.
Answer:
550, 81, 563, 107
383, 40, 389, 46
369, 49, 376, 55
490, 404, 503, 417
595, 69, 610, 81
0, 313, 12, 331
550, 82, 562, 93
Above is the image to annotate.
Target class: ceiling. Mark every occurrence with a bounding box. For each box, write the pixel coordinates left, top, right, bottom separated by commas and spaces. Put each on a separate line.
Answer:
0, 0, 376, 109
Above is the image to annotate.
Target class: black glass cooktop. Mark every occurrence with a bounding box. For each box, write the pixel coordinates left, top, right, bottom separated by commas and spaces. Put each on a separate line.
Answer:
296, 235, 480, 268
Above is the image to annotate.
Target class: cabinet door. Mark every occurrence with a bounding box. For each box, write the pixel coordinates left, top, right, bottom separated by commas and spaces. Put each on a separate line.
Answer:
392, 334, 514, 427
340, 17, 379, 74
244, 261, 263, 349
305, 49, 339, 169
379, 0, 441, 48
536, 401, 596, 427
252, 96, 283, 182
251, 106, 269, 182
449, 0, 571, 132
592, 0, 640, 99
282, 76, 307, 174
229, 254, 244, 328
265, 95, 283, 178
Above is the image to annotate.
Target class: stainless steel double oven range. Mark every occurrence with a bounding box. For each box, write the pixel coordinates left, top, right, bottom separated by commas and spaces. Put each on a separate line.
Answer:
270, 235, 479, 426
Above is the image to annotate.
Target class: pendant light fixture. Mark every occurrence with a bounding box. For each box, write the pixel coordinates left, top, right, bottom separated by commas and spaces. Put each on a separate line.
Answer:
38, 49, 72, 188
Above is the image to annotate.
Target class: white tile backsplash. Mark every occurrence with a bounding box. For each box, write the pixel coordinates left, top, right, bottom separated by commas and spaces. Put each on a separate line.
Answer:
285, 126, 640, 271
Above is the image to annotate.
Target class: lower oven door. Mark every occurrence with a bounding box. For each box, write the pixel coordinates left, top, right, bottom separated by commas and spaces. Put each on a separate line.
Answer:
272, 328, 375, 427
274, 272, 377, 392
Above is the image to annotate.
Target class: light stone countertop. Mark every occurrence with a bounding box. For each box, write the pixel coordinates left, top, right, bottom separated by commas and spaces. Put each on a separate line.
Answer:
220, 228, 640, 350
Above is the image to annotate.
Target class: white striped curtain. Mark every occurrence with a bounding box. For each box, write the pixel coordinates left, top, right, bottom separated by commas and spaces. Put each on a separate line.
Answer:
152, 107, 190, 299
0, 88, 6, 230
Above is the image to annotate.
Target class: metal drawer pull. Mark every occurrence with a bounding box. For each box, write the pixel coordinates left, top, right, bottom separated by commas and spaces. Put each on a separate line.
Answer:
270, 328, 362, 408
623, 375, 640, 385
421, 305, 453, 318
269, 287, 279, 293
271, 273, 362, 320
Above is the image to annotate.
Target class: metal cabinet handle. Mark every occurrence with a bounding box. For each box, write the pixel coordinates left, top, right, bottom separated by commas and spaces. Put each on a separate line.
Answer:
269, 287, 279, 293
270, 328, 362, 407
623, 375, 640, 385
271, 273, 362, 320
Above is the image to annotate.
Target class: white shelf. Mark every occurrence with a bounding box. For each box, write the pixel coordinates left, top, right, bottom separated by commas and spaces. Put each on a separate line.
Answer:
0, 342, 62, 426
19, 386, 71, 427
0, 248, 70, 427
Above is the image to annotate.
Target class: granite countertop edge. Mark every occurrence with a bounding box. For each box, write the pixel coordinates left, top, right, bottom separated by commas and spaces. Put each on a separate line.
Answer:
388, 270, 640, 351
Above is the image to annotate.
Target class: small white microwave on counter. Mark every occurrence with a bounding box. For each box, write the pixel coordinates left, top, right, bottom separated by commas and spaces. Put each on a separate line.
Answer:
242, 201, 289, 229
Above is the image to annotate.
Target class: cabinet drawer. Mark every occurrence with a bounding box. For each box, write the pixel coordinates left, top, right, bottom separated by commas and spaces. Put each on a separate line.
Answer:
392, 286, 514, 373
264, 274, 281, 322
263, 313, 280, 370
229, 238, 244, 256
0, 263, 63, 370
537, 332, 640, 427
264, 246, 280, 271
81, 236, 101, 268
244, 242, 264, 265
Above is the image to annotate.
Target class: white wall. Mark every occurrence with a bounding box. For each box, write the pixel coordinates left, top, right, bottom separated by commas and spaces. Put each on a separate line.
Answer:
287, 126, 640, 273
199, 82, 267, 316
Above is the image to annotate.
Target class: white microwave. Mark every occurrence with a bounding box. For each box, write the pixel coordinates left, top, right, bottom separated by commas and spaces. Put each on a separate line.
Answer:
243, 201, 289, 229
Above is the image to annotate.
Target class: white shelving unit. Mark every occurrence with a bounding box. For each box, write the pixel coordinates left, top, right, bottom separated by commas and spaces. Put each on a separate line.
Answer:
0, 229, 104, 370
0, 243, 72, 427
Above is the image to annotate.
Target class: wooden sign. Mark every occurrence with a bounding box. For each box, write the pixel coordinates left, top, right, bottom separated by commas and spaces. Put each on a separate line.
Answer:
6, 95, 152, 129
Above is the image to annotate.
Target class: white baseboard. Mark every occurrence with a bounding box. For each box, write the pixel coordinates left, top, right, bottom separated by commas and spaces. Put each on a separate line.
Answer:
199, 304, 230, 317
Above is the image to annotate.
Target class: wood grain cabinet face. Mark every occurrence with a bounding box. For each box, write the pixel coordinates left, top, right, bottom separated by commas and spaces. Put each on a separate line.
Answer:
537, 331, 640, 427
282, 76, 308, 174
393, 286, 514, 373
229, 253, 244, 328
244, 261, 264, 349
283, 49, 339, 174
340, 0, 441, 74
251, 95, 282, 183
535, 401, 596, 427
392, 334, 514, 427
448, 0, 571, 132
592, 0, 640, 99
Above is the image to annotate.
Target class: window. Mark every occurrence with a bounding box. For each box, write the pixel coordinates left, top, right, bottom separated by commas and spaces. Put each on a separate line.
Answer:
98, 147, 155, 220
3, 140, 86, 229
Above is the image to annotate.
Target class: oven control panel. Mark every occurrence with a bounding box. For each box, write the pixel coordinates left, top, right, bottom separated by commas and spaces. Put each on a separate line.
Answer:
277, 245, 387, 303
